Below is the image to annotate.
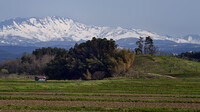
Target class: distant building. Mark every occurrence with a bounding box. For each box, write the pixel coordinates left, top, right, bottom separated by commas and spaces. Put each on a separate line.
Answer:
35, 76, 46, 81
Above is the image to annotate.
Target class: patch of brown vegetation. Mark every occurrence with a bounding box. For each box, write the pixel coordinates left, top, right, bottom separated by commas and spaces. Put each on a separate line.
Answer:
0, 100, 200, 109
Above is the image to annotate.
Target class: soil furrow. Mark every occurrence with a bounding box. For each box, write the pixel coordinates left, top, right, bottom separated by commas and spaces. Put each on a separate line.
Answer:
1, 92, 200, 98
0, 100, 200, 109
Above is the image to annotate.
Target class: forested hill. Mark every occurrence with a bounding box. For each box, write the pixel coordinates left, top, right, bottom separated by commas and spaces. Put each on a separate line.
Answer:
0, 37, 135, 80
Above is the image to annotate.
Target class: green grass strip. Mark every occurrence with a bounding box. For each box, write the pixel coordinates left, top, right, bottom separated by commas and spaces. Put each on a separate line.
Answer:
0, 105, 200, 112
1, 92, 200, 98
0, 96, 200, 103
0, 92, 200, 98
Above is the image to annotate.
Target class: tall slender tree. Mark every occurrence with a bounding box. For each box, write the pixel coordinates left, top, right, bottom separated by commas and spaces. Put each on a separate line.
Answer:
144, 36, 155, 55
135, 37, 144, 54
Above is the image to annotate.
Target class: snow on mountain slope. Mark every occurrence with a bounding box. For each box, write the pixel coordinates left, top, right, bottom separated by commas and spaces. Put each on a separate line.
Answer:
0, 17, 173, 45
0, 16, 199, 46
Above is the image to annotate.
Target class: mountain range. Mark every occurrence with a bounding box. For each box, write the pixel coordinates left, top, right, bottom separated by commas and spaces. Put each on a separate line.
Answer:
0, 16, 200, 61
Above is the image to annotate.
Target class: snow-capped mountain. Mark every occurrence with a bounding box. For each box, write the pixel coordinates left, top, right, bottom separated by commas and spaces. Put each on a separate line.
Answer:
0, 16, 200, 55
0, 16, 194, 46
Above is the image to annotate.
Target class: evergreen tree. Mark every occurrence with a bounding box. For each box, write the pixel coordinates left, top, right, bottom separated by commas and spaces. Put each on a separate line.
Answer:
144, 36, 155, 55
135, 37, 144, 54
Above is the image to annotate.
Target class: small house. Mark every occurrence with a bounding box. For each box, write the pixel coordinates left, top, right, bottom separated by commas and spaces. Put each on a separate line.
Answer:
35, 76, 46, 81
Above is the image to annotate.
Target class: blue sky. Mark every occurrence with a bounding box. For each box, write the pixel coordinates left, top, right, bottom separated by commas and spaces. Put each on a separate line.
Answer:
0, 0, 200, 37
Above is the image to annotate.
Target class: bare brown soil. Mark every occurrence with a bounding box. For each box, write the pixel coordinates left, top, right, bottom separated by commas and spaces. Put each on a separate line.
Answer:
0, 110, 94, 112
0, 100, 200, 109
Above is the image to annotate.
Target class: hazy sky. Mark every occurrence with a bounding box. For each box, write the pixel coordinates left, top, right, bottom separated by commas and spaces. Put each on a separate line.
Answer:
0, 0, 200, 37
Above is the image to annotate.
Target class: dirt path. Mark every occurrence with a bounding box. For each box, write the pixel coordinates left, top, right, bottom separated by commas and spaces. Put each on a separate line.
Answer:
0, 100, 200, 109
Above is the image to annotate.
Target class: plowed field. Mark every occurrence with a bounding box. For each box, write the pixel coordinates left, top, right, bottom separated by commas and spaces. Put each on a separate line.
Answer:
0, 79, 200, 111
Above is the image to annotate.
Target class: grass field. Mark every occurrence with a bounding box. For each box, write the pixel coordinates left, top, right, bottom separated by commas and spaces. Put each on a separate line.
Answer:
127, 55, 200, 78
0, 78, 200, 112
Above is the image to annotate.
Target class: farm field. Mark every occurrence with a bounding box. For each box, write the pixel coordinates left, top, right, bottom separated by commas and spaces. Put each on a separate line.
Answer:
0, 78, 200, 112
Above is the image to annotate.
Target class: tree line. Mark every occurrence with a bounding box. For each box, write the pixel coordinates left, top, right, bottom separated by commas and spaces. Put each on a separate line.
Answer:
0, 37, 135, 80
0, 47, 67, 75
178, 51, 200, 62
